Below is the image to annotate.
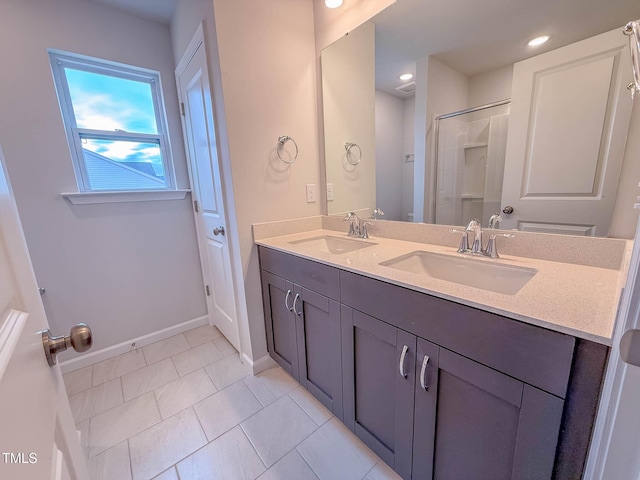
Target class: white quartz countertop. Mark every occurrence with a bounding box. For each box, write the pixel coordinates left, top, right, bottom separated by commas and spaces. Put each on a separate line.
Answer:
255, 228, 629, 345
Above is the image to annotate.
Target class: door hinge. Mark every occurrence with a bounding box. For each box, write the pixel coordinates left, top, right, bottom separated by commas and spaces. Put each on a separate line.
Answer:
205, 285, 210, 296
181, 102, 185, 116
193, 200, 199, 213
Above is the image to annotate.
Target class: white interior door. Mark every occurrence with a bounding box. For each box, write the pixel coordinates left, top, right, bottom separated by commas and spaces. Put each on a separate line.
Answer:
500, 28, 633, 235
0, 147, 88, 480
176, 28, 241, 352
585, 216, 640, 480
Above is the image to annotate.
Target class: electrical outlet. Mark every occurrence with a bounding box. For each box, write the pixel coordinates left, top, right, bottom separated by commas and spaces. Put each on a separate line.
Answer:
326, 183, 334, 201
306, 184, 316, 203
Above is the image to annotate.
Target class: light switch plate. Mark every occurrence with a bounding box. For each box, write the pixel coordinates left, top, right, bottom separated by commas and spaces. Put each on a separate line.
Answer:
326, 183, 334, 201
306, 184, 316, 203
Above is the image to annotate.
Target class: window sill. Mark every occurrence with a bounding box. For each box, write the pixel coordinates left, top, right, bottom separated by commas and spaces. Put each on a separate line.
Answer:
61, 189, 191, 205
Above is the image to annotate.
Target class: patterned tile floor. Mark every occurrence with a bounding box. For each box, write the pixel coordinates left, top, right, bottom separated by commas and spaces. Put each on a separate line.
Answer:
63, 325, 401, 480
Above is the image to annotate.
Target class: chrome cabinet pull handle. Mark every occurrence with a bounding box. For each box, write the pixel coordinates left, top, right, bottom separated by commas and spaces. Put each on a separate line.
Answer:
399, 345, 409, 378
284, 289, 293, 311
293, 293, 301, 316
420, 355, 430, 390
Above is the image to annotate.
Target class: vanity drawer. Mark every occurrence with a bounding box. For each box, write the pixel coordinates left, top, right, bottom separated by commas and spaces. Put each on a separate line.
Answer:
340, 270, 576, 398
258, 246, 340, 300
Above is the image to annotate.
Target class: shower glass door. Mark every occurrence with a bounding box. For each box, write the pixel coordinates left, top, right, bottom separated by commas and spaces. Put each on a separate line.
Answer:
434, 101, 510, 228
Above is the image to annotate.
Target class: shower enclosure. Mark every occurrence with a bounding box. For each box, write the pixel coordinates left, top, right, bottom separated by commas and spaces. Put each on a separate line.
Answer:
434, 100, 510, 228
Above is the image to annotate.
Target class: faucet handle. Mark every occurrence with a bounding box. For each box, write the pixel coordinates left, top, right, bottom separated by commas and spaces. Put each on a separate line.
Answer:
370, 208, 385, 220
450, 229, 470, 253
485, 233, 515, 258
361, 221, 374, 239
344, 212, 359, 237
466, 219, 481, 231
490, 233, 515, 239
488, 213, 503, 229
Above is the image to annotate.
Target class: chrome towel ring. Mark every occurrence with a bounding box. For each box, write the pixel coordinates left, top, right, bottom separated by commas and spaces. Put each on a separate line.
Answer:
345, 142, 362, 165
277, 135, 298, 164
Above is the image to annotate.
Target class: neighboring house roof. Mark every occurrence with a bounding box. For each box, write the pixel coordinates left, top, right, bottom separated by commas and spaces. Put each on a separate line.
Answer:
83, 149, 165, 190
119, 161, 158, 177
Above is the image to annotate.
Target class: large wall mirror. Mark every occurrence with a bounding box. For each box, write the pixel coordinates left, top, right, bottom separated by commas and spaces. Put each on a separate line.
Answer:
321, 0, 640, 238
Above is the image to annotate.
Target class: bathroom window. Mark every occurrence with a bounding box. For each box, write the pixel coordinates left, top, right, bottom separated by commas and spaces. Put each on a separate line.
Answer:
49, 50, 175, 192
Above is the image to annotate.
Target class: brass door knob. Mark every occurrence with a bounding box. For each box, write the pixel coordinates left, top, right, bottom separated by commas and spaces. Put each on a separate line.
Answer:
42, 323, 93, 366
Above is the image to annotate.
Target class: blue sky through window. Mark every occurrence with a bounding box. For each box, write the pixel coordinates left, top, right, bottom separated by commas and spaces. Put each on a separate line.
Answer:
66, 68, 157, 133
66, 68, 164, 175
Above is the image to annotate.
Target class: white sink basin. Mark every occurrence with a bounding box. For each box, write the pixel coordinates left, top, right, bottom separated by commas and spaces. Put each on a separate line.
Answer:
379, 251, 537, 295
288, 235, 376, 254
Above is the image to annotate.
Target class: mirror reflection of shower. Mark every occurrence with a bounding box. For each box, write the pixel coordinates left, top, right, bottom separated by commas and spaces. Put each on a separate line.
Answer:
434, 100, 510, 228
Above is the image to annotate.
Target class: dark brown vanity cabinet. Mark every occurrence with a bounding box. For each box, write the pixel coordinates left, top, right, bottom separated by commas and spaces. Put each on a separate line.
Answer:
258, 246, 608, 480
341, 308, 416, 479
340, 308, 565, 480
259, 247, 343, 419
412, 339, 564, 480
294, 285, 342, 418
261, 272, 299, 379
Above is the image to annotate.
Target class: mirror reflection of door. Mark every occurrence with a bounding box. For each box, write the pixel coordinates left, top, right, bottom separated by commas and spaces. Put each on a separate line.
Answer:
499, 29, 633, 236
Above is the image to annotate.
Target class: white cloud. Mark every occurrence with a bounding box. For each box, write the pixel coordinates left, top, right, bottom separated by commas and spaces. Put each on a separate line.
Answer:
84, 140, 161, 166
71, 91, 155, 133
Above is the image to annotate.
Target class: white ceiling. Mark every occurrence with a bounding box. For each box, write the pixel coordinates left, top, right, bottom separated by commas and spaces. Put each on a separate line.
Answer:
84, 0, 177, 23
373, 0, 640, 96
82, 0, 640, 98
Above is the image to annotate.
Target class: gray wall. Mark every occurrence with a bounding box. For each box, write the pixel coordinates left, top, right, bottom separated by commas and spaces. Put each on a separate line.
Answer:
0, 0, 207, 356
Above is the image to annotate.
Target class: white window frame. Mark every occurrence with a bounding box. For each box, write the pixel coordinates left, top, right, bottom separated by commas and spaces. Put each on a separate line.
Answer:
49, 50, 177, 193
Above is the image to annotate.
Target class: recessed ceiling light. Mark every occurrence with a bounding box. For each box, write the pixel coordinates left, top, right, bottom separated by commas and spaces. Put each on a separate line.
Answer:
399, 73, 414, 81
325, 0, 343, 8
528, 35, 550, 47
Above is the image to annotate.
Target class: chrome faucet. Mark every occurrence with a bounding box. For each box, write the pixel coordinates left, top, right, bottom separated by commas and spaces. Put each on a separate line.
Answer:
467, 219, 484, 254
344, 212, 374, 239
360, 220, 374, 239
370, 208, 385, 220
488, 213, 503, 229
484, 233, 515, 258
344, 212, 360, 237
449, 228, 469, 253
450, 218, 514, 258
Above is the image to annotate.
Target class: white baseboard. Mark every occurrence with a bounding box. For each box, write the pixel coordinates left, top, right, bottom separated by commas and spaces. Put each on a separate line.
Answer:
59, 316, 209, 374
242, 352, 277, 375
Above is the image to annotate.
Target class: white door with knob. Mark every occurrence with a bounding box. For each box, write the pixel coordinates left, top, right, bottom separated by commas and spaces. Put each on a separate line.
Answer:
0, 147, 89, 480
176, 27, 241, 352
500, 28, 633, 235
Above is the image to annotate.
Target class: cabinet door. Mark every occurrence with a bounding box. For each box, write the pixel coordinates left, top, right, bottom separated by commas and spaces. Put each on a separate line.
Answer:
342, 308, 415, 479
413, 341, 565, 480
294, 285, 343, 419
261, 271, 299, 380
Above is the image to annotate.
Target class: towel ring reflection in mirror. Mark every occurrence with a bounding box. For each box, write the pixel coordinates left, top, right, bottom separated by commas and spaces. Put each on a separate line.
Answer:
345, 142, 362, 165
277, 135, 298, 164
